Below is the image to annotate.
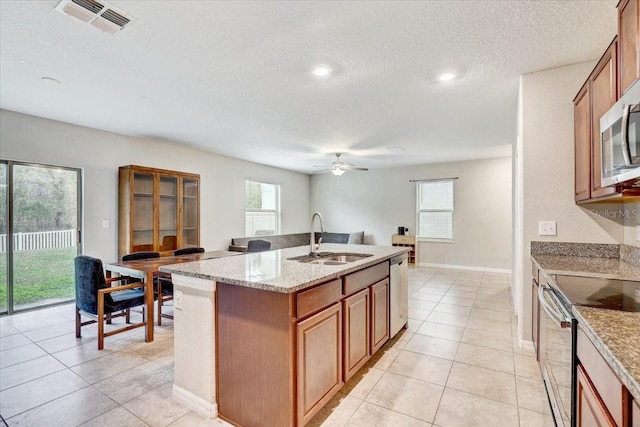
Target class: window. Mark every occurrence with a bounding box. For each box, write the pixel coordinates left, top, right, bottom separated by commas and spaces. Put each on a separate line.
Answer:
245, 180, 280, 237
416, 179, 454, 240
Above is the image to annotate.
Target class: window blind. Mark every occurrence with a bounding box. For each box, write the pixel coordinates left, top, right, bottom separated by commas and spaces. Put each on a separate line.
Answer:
417, 179, 454, 240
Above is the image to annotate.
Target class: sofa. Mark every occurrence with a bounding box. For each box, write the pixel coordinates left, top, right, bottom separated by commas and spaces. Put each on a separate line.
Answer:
228, 231, 364, 252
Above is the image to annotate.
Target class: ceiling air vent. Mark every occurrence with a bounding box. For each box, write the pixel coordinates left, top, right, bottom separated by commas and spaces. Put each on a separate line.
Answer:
54, 0, 137, 34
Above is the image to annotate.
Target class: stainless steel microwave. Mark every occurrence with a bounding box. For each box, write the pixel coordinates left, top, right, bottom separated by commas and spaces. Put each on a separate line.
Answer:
600, 81, 640, 187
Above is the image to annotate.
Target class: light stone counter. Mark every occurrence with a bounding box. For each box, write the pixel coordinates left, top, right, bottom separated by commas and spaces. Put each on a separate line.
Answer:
573, 306, 640, 401
532, 254, 640, 281
159, 243, 409, 293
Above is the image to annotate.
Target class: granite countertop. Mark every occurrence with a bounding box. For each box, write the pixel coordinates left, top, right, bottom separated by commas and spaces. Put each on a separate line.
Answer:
159, 243, 409, 294
572, 306, 640, 401
532, 254, 640, 281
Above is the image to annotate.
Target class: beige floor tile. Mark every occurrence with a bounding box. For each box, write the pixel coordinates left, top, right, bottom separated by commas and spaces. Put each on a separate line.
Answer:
414, 288, 447, 297
307, 392, 363, 427
468, 307, 511, 323
52, 340, 119, 367
473, 299, 512, 313
464, 316, 512, 336
448, 284, 479, 293
387, 350, 452, 386
0, 324, 21, 337
0, 343, 47, 369
404, 334, 459, 360
347, 401, 431, 426
6, 385, 117, 427
415, 321, 464, 342
341, 367, 385, 400
433, 387, 519, 427
446, 362, 517, 405
0, 355, 66, 391
454, 343, 514, 374
365, 345, 401, 370
444, 290, 477, 299
22, 320, 76, 342
365, 372, 443, 422
514, 353, 543, 381
433, 303, 472, 316
94, 360, 174, 404
387, 330, 413, 350
0, 333, 32, 351
426, 311, 469, 328
439, 295, 475, 307
124, 382, 191, 427
408, 308, 431, 321
80, 406, 148, 426
460, 328, 513, 353
71, 351, 150, 384
516, 376, 552, 414
518, 407, 555, 427
406, 318, 424, 333
408, 299, 438, 311
37, 332, 91, 354
409, 293, 442, 303
0, 370, 89, 419
475, 290, 511, 302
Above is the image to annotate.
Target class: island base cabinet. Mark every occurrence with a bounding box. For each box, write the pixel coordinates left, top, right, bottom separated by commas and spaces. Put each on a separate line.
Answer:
576, 365, 616, 427
343, 289, 370, 381
370, 279, 390, 354
297, 302, 343, 426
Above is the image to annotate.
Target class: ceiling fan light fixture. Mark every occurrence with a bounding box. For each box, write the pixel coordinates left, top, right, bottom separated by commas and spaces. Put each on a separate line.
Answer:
331, 167, 345, 176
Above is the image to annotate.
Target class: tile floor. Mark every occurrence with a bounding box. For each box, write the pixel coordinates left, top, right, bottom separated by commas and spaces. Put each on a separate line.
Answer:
0, 267, 554, 426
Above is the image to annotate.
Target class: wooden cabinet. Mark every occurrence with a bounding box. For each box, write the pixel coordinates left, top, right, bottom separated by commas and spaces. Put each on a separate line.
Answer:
118, 165, 200, 257
392, 234, 418, 266
370, 278, 390, 354
343, 288, 370, 381
575, 82, 592, 202
577, 364, 617, 427
297, 302, 343, 426
619, 0, 640, 96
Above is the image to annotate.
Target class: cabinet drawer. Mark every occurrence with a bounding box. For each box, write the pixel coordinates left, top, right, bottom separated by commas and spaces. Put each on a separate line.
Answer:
577, 327, 623, 426
344, 262, 388, 296
392, 235, 415, 245
296, 279, 342, 319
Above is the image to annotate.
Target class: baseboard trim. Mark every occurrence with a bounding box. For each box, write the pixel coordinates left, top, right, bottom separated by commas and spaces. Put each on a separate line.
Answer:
419, 262, 512, 274
172, 384, 218, 419
517, 338, 535, 353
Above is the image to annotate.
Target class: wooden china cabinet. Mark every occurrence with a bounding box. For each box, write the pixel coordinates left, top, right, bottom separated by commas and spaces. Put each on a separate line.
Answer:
118, 165, 200, 257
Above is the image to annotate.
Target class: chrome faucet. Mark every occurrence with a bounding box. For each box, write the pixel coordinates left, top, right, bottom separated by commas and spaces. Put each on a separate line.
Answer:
310, 212, 325, 256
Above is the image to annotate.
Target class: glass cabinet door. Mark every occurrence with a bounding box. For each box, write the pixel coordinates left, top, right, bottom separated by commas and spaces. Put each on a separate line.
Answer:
181, 178, 199, 248
132, 172, 155, 252
158, 175, 178, 252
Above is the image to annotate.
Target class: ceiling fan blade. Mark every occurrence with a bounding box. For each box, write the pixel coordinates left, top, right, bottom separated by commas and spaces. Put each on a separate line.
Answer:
351, 167, 369, 171
311, 169, 330, 174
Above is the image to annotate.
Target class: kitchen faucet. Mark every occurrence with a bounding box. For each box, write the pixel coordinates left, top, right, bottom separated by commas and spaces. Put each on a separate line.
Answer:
309, 212, 325, 256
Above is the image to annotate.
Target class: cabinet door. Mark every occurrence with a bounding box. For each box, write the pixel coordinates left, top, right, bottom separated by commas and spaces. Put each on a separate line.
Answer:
619, 0, 640, 96
574, 83, 591, 202
590, 40, 619, 199
370, 278, 390, 354
131, 171, 155, 252
576, 365, 616, 427
343, 288, 370, 381
158, 174, 178, 253
181, 177, 199, 248
297, 302, 343, 426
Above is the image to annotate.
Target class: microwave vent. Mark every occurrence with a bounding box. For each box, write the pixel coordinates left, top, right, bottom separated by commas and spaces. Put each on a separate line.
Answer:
54, 0, 137, 34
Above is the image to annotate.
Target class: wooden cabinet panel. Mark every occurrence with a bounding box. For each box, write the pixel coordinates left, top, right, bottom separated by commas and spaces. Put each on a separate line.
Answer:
296, 278, 342, 319
344, 261, 388, 296
392, 235, 418, 266
575, 82, 592, 202
590, 40, 619, 199
297, 302, 343, 426
118, 165, 200, 257
577, 365, 616, 427
619, 0, 640, 95
343, 288, 370, 381
370, 278, 390, 354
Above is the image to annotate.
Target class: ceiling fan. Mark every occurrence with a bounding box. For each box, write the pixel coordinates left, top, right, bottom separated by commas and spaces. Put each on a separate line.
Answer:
313, 153, 369, 176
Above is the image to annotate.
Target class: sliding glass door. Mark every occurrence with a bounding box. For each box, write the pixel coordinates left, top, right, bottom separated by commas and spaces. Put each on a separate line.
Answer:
0, 162, 7, 313
0, 161, 82, 314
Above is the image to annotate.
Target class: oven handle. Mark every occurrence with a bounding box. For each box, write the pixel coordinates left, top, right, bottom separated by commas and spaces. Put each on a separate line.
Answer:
538, 284, 571, 328
621, 103, 632, 166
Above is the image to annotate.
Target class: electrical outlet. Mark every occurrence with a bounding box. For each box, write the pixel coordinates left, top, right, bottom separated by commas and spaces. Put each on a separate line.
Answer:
538, 221, 557, 236
174, 289, 183, 310
636, 225, 640, 241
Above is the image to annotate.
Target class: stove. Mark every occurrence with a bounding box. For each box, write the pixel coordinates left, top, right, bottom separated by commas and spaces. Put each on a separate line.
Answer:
552, 275, 640, 312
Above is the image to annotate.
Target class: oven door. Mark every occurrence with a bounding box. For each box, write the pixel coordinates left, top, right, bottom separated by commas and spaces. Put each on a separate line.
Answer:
538, 283, 574, 427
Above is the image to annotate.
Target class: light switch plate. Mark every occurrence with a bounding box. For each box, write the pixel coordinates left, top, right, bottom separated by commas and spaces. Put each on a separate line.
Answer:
102, 219, 110, 229
538, 221, 557, 236
174, 289, 183, 310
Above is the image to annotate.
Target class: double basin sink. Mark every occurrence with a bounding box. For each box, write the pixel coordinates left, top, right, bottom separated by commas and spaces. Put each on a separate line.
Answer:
287, 252, 373, 266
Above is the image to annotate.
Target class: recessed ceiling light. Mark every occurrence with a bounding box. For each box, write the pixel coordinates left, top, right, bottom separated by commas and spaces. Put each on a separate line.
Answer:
312, 65, 331, 78
41, 76, 61, 84
438, 73, 456, 82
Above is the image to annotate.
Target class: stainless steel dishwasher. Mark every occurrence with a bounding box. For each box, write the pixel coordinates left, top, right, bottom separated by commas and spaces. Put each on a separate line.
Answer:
390, 252, 409, 337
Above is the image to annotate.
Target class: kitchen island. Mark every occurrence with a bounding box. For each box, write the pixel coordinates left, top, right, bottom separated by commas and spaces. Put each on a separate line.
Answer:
159, 243, 409, 427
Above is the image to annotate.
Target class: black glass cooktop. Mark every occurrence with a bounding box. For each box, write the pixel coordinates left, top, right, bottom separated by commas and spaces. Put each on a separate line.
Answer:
552, 275, 640, 312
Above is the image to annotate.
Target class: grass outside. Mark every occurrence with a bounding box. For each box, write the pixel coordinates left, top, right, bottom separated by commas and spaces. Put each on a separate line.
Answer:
0, 247, 77, 311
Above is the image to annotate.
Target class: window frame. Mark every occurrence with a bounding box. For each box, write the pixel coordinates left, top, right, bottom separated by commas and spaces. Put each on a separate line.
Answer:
416, 179, 454, 242
244, 179, 281, 237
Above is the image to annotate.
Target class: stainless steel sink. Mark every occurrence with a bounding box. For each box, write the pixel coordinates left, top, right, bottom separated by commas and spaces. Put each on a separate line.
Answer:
287, 252, 373, 264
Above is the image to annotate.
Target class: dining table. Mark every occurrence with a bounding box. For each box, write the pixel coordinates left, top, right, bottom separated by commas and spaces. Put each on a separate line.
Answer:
104, 250, 241, 342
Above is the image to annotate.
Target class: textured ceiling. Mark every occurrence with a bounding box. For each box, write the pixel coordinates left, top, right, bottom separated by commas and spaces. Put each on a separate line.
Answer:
0, 1, 617, 173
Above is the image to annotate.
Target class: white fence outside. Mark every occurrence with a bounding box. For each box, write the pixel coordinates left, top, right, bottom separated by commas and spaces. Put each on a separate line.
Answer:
0, 229, 76, 252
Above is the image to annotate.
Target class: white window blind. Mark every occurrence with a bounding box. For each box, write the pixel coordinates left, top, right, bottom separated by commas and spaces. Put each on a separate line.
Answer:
417, 179, 454, 240
245, 180, 280, 237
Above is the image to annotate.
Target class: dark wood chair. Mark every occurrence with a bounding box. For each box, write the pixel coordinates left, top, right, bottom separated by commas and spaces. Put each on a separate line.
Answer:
122, 251, 160, 261
247, 240, 271, 252
75, 255, 147, 350
174, 247, 205, 256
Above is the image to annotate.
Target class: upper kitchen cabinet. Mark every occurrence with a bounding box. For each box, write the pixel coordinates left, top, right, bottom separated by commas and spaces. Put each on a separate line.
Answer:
619, 0, 640, 96
118, 165, 200, 257
574, 82, 591, 202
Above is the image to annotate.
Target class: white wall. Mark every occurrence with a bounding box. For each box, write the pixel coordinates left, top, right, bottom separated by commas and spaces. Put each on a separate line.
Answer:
0, 109, 310, 263
310, 157, 513, 270
516, 61, 625, 345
